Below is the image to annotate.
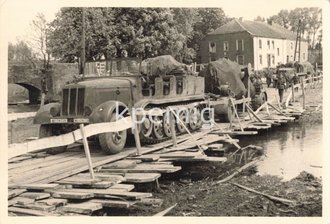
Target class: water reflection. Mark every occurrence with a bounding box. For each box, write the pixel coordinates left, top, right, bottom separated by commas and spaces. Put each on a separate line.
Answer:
238, 123, 322, 180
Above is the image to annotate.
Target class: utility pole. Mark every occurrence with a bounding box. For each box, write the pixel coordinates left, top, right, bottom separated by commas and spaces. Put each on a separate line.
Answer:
293, 19, 302, 62
80, 7, 86, 76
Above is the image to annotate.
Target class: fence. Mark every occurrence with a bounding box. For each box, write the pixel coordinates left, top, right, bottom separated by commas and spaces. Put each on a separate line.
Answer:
285, 74, 323, 108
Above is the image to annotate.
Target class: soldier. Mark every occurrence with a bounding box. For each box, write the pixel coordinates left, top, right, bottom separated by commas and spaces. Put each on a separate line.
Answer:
277, 73, 286, 103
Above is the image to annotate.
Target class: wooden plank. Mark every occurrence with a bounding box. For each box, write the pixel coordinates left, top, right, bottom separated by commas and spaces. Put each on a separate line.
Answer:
8, 207, 55, 216
52, 191, 94, 199
10, 154, 84, 175
89, 199, 136, 208
8, 154, 33, 163
126, 154, 160, 162
9, 131, 203, 187
14, 203, 56, 212
8, 116, 133, 159
205, 157, 228, 162
10, 184, 60, 190
8, 197, 35, 206
109, 184, 135, 191
8, 151, 80, 170
101, 160, 138, 169
75, 173, 126, 182
8, 189, 26, 199
60, 202, 102, 215
60, 188, 152, 200
211, 130, 258, 135
20, 192, 51, 200
100, 164, 181, 173
122, 173, 161, 183
37, 198, 68, 207
158, 151, 203, 158
55, 177, 101, 185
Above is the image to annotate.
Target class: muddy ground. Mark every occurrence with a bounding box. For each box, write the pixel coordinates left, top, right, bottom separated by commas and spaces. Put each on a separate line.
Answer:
7, 84, 323, 216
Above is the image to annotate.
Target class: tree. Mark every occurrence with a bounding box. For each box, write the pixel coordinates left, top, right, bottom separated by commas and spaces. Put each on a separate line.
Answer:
267, 10, 290, 28
29, 13, 51, 69
48, 7, 117, 62
190, 8, 230, 62
267, 7, 322, 49
8, 41, 37, 68
47, 7, 230, 63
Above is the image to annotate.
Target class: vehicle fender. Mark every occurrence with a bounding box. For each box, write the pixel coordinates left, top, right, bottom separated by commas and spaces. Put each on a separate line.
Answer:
33, 103, 61, 124
89, 100, 129, 123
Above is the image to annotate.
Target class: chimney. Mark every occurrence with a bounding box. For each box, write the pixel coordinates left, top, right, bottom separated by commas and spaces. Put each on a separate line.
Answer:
239, 17, 243, 22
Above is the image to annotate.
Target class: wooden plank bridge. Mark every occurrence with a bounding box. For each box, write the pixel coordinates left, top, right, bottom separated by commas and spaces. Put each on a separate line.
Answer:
7, 74, 321, 216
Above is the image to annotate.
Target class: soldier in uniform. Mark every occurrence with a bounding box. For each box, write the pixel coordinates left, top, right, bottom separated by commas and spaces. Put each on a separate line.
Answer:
277, 73, 286, 103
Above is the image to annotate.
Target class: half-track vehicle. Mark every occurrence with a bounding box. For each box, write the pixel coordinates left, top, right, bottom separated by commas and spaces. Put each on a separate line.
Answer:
34, 56, 207, 154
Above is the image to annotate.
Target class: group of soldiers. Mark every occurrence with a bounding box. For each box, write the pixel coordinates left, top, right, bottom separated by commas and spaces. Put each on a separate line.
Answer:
251, 69, 300, 103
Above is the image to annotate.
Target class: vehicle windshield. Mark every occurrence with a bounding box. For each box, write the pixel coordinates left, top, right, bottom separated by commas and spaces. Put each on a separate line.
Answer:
84, 58, 142, 77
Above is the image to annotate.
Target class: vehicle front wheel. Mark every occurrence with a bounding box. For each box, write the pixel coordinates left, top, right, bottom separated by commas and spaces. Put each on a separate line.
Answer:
98, 115, 127, 154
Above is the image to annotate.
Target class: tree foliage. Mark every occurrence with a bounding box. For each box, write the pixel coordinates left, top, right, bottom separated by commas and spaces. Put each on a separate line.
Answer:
47, 7, 230, 63
8, 41, 37, 68
267, 7, 322, 49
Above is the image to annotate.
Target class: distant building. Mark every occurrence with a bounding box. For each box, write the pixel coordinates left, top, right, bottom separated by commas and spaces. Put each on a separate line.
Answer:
200, 18, 308, 70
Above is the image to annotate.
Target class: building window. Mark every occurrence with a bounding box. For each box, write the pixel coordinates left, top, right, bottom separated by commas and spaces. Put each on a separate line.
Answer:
291, 42, 293, 50
223, 41, 229, 51
272, 55, 275, 65
236, 39, 244, 51
237, 55, 244, 65
277, 48, 280, 56
209, 42, 216, 53
272, 41, 275, 49
267, 40, 270, 49
303, 53, 305, 60
259, 55, 263, 65
259, 39, 262, 49
286, 55, 289, 63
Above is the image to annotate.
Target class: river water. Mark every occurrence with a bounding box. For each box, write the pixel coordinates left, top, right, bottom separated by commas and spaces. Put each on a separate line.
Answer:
238, 122, 322, 181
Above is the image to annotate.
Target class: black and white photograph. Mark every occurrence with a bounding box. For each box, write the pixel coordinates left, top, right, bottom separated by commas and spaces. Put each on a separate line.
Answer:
0, 0, 328, 221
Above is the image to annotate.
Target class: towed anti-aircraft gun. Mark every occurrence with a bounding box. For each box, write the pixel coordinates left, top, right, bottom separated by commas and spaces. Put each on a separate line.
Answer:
199, 58, 267, 121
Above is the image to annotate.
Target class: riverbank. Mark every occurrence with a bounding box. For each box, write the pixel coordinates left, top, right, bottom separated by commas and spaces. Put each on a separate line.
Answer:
131, 85, 323, 216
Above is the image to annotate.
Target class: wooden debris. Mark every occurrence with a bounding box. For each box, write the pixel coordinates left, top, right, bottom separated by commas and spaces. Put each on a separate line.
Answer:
60, 202, 102, 215
216, 159, 259, 184
153, 203, 177, 216
230, 182, 295, 204
20, 192, 50, 200
52, 191, 94, 200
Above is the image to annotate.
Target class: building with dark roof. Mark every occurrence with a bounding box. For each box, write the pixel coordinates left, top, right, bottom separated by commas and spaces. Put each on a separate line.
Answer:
200, 18, 308, 70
